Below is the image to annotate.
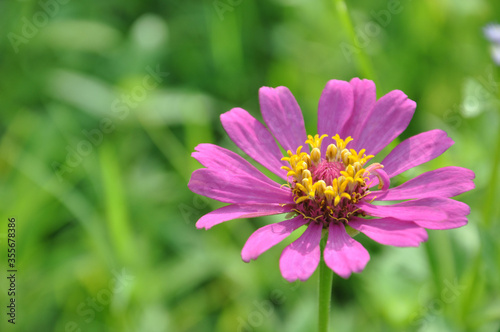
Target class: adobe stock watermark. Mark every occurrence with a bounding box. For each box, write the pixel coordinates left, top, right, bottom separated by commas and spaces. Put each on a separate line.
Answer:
213, 0, 244, 21
409, 278, 465, 329
8, 0, 71, 53
65, 268, 135, 332
237, 280, 301, 332
443, 65, 500, 129
340, 0, 408, 63
179, 194, 211, 225
51, 65, 169, 182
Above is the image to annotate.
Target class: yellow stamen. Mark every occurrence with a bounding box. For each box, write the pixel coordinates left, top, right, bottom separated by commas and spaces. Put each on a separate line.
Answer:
325, 187, 335, 205
295, 196, 309, 204
311, 148, 321, 166
306, 134, 329, 150
326, 144, 337, 162
332, 134, 353, 150
314, 180, 327, 197
341, 149, 351, 166
281, 133, 382, 211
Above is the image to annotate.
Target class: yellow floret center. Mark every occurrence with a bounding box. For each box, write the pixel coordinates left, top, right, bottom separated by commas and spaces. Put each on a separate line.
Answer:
282, 134, 376, 210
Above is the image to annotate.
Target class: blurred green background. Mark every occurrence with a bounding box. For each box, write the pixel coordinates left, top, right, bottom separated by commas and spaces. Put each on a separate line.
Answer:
1, 0, 499, 331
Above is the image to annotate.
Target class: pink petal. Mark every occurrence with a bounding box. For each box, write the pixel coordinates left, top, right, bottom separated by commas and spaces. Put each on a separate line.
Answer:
220, 108, 287, 180
279, 221, 322, 282
324, 223, 370, 279
342, 78, 377, 142
357, 199, 447, 222
196, 204, 293, 230
317, 80, 354, 155
241, 215, 307, 262
358, 198, 470, 230
259, 86, 308, 153
380, 129, 454, 180
352, 90, 416, 156
188, 169, 293, 204
192, 143, 285, 188
349, 217, 428, 247
411, 198, 470, 230
366, 166, 475, 201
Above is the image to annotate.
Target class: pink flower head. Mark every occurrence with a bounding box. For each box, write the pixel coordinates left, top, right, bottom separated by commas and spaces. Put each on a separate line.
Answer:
188, 79, 475, 282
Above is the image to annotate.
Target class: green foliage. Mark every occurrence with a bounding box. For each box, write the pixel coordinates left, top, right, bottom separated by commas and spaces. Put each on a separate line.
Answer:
0, 0, 499, 331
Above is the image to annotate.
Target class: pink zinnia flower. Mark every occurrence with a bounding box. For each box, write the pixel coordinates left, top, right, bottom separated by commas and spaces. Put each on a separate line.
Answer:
188, 79, 475, 282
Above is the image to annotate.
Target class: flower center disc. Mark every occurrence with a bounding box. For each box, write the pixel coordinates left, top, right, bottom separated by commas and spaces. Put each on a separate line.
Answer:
310, 161, 344, 184
282, 134, 384, 227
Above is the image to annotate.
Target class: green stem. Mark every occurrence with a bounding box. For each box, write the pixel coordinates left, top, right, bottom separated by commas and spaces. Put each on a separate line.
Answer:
333, 0, 377, 83
318, 239, 334, 332
483, 117, 500, 226
482, 66, 500, 225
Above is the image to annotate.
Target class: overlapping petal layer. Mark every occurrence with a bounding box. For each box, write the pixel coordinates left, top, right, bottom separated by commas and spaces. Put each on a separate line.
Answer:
279, 222, 323, 282
323, 223, 370, 279
189, 168, 293, 204
366, 166, 475, 201
197, 204, 293, 230
259, 86, 308, 153
343, 78, 377, 142
192, 143, 284, 187
349, 217, 427, 247
382, 129, 454, 178
242, 215, 307, 262
353, 90, 415, 155
318, 80, 354, 155
221, 108, 287, 180
358, 197, 469, 230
